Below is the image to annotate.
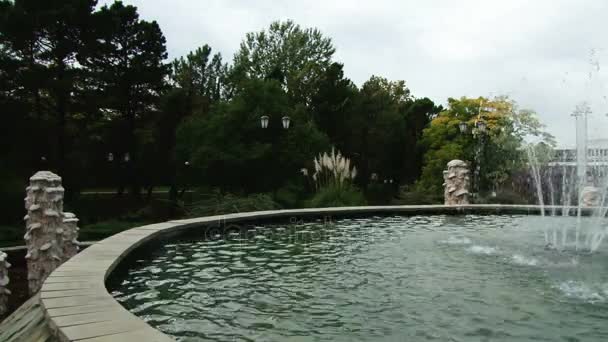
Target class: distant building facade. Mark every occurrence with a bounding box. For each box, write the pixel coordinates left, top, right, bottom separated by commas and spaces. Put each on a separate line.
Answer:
550, 139, 608, 181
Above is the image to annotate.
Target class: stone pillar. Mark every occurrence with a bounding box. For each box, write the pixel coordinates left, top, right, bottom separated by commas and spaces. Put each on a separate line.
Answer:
581, 186, 601, 207
62, 212, 80, 259
0, 250, 10, 316
443, 160, 470, 205
24, 171, 67, 294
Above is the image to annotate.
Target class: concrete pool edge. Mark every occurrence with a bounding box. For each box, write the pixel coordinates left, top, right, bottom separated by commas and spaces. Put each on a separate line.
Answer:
37, 204, 601, 341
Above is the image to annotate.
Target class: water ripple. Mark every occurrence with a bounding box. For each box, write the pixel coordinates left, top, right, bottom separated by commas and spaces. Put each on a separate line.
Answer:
109, 215, 608, 342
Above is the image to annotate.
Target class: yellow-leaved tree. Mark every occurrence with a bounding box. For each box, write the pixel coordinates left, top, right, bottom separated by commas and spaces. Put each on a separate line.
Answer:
416, 96, 555, 198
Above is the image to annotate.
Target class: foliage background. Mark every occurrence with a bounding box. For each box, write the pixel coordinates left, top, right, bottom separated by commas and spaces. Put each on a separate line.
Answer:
0, 2, 552, 245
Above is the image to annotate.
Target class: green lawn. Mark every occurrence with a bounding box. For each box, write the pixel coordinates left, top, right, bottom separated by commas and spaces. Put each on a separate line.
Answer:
1, 220, 146, 248
80, 186, 173, 194
78, 220, 146, 241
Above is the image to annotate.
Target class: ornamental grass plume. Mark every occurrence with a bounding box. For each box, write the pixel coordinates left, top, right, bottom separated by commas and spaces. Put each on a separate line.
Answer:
304, 148, 358, 190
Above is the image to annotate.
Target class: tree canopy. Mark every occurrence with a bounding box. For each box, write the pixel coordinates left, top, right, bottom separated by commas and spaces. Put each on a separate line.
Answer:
417, 96, 555, 195
231, 20, 335, 105
0, 6, 556, 217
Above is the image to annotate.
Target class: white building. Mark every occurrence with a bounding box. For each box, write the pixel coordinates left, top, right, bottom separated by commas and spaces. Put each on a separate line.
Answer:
550, 138, 608, 180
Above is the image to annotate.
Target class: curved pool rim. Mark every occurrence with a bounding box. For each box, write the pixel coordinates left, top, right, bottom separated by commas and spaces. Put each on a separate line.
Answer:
39, 204, 597, 341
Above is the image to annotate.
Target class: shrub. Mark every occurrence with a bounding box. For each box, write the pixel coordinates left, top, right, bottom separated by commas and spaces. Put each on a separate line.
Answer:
304, 148, 357, 190
184, 191, 280, 217
302, 148, 366, 208
0, 172, 26, 226
121, 199, 183, 222
309, 184, 366, 208
79, 220, 145, 242
365, 183, 396, 205
392, 189, 442, 205
0, 225, 22, 248
274, 181, 308, 208
481, 190, 529, 205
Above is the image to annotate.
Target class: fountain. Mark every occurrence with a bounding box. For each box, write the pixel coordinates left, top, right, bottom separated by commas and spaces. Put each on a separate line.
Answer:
16, 48, 608, 341
101, 94, 608, 341
108, 214, 608, 341
524, 101, 608, 252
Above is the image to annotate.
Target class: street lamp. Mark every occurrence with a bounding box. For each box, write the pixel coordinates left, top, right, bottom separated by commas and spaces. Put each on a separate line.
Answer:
106, 153, 115, 190
259, 114, 291, 194
282, 116, 291, 129
260, 115, 291, 129
459, 122, 468, 133
476, 120, 487, 133
260, 115, 270, 129
459, 118, 488, 199
181, 160, 192, 200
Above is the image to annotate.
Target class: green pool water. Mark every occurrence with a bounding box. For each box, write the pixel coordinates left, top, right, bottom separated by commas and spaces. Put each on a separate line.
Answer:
109, 215, 608, 341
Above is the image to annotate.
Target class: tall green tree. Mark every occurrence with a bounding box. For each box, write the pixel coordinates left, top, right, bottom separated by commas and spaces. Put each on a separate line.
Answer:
231, 20, 335, 105
80, 1, 169, 196
402, 97, 442, 184
161, 44, 228, 200
309, 62, 358, 151
156, 88, 191, 201
348, 76, 412, 185
0, 0, 97, 179
171, 44, 227, 113
176, 78, 329, 194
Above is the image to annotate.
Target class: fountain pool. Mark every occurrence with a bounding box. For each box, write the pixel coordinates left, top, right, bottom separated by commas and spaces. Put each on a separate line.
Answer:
109, 215, 608, 342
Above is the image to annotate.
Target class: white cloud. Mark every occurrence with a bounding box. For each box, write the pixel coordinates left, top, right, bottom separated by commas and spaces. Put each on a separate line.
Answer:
99, 0, 608, 146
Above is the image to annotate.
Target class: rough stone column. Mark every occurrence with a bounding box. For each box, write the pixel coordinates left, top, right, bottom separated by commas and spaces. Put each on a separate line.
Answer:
581, 186, 601, 207
443, 160, 471, 205
0, 250, 10, 316
62, 212, 80, 259
24, 171, 66, 294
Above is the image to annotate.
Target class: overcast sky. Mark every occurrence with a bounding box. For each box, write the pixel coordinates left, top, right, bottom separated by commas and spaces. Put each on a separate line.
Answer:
100, 0, 608, 147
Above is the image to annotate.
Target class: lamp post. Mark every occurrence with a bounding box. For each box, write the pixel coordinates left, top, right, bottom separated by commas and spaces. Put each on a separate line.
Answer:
281, 116, 291, 129
459, 121, 468, 134
459, 99, 489, 198
39, 156, 47, 171
181, 161, 191, 201
260, 114, 291, 193
107, 152, 114, 190
260, 115, 291, 130
117, 152, 130, 196
260, 115, 270, 129
476, 119, 487, 134
474, 119, 488, 197
572, 102, 590, 184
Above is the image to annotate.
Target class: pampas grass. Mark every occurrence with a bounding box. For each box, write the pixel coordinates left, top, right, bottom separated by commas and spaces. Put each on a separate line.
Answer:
303, 148, 357, 190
